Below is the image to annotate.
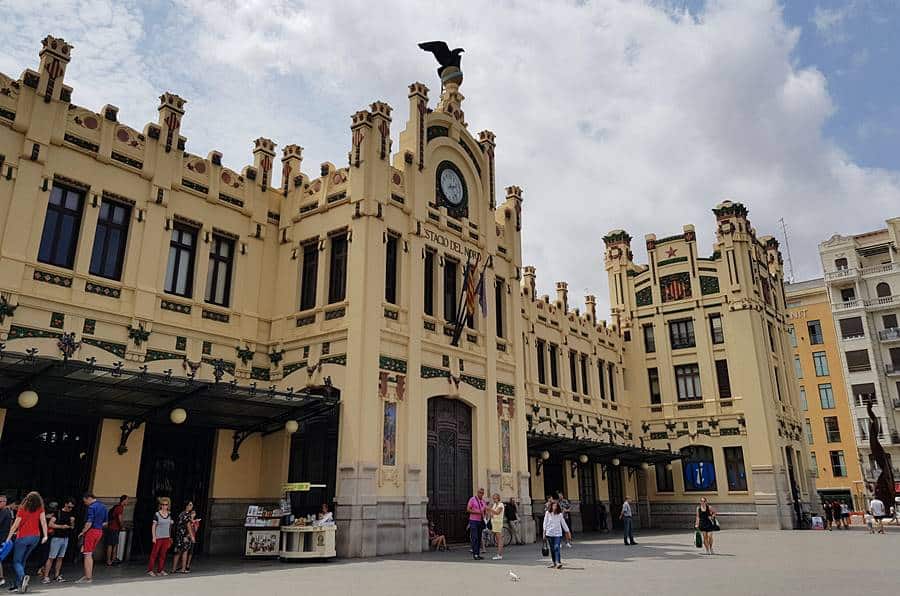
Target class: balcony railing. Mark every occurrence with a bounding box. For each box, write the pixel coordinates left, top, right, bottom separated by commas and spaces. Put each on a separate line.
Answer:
833, 298, 863, 311
860, 262, 900, 277
825, 268, 858, 282
865, 294, 900, 310
878, 327, 900, 342
885, 363, 900, 376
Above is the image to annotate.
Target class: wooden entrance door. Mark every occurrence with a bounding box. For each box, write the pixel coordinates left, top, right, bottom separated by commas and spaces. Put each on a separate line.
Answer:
608, 466, 624, 530
133, 424, 214, 558
579, 463, 598, 531
427, 397, 472, 543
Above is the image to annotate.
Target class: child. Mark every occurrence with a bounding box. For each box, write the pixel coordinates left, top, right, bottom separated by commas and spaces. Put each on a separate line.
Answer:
864, 512, 875, 534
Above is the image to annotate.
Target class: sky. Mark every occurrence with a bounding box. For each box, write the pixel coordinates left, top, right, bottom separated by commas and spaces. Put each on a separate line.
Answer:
1, 0, 898, 318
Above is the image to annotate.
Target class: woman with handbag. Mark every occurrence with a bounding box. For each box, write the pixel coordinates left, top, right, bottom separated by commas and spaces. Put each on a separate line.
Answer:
542, 501, 571, 569
694, 497, 718, 555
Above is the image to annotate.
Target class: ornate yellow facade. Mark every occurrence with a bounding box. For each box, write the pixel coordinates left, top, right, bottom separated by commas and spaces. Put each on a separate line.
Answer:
0, 36, 813, 558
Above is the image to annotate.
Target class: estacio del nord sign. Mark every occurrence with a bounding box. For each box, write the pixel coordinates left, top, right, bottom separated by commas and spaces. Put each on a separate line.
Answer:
423, 225, 482, 260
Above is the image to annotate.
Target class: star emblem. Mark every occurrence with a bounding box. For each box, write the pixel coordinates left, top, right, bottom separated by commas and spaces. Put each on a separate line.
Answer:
665, 246, 678, 258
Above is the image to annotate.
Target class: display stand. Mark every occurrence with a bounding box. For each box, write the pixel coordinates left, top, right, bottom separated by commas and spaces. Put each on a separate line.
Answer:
277, 482, 336, 560
244, 504, 288, 557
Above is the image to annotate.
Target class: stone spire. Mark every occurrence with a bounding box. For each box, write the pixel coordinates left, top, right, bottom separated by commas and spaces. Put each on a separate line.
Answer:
37, 35, 73, 103
253, 137, 276, 191
436, 65, 465, 126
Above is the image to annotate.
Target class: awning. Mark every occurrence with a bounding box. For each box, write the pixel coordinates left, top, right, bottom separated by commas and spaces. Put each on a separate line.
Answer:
0, 349, 339, 458
527, 431, 680, 467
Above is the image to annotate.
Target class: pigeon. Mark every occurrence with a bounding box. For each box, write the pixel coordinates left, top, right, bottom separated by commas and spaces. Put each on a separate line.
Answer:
508, 570, 520, 582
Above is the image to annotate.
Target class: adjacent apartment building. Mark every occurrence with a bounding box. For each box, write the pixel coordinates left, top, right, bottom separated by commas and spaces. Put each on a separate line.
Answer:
785, 279, 863, 508
819, 221, 900, 494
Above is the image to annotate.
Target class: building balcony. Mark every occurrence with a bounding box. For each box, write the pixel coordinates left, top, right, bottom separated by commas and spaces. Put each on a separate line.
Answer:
860, 262, 900, 278
893, 398, 900, 409
885, 363, 900, 376
832, 298, 863, 312
865, 294, 900, 311
824, 268, 858, 283
878, 327, 900, 342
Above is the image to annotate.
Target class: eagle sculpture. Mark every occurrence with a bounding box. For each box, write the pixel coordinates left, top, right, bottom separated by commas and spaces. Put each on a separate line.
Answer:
867, 401, 896, 509
418, 41, 464, 77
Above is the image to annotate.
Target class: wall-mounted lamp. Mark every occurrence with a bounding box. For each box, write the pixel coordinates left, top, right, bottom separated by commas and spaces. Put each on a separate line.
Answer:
535, 450, 551, 476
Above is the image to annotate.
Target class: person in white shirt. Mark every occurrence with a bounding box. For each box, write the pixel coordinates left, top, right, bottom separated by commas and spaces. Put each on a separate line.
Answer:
542, 501, 571, 569
619, 496, 637, 545
869, 497, 886, 534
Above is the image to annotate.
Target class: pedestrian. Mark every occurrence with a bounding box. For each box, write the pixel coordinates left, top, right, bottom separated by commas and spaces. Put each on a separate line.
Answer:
823, 501, 833, 530
542, 500, 571, 570
0, 495, 12, 589
864, 511, 875, 534
598, 501, 608, 532
489, 493, 505, 560
33, 501, 55, 580
147, 497, 173, 576
41, 498, 75, 584
105, 495, 127, 566
695, 497, 718, 555
186, 511, 200, 571
619, 496, 637, 545
428, 520, 448, 551
830, 501, 842, 531
839, 501, 850, 529
869, 496, 886, 535
77, 492, 107, 584
505, 497, 521, 545
557, 492, 572, 546
171, 501, 196, 574
466, 488, 487, 560
4, 491, 48, 594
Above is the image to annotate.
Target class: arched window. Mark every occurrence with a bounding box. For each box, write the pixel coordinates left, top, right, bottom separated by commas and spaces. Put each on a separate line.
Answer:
876, 282, 891, 298
681, 445, 717, 491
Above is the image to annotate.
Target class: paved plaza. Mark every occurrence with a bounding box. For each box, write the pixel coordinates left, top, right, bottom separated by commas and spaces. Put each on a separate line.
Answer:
28, 529, 896, 596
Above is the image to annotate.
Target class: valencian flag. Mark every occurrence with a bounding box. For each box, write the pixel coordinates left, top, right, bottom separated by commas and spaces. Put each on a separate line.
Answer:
451, 254, 488, 346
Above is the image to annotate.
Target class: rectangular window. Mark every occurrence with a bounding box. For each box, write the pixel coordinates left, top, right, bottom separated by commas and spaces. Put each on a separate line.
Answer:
834, 257, 848, 270
204, 234, 235, 307
648, 367, 661, 404
818, 383, 835, 409
840, 287, 856, 303
580, 355, 589, 396
845, 349, 871, 373
724, 447, 748, 491
857, 417, 870, 441
767, 322, 776, 352
883, 314, 898, 330
384, 232, 399, 304
804, 419, 814, 445
535, 339, 546, 385
807, 320, 823, 344
327, 232, 348, 303
774, 366, 783, 401
597, 359, 606, 399
829, 450, 847, 477
715, 359, 731, 399
839, 317, 864, 339
423, 248, 435, 316
674, 363, 702, 401
669, 318, 695, 349
787, 325, 797, 348
569, 351, 579, 394
655, 462, 674, 492
549, 344, 559, 387
88, 199, 130, 280
793, 356, 803, 379
809, 452, 818, 477
643, 324, 656, 353
495, 277, 505, 338
38, 184, 85, 269
823, 416, 841, 443
164, 224, 197, 298
850, 383, 876, 407
607, 362, 616, 401
709, 313, 725, 344
812, 351, 829, 376
799, 387, 808, 411
299, 240, 319, 311
443, 258, 458, 321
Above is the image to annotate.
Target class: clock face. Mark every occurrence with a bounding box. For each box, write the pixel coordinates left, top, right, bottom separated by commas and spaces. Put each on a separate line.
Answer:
440, 168, 464, 205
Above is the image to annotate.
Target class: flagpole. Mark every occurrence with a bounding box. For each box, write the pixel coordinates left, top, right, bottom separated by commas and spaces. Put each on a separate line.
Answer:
450, 254, 473, 346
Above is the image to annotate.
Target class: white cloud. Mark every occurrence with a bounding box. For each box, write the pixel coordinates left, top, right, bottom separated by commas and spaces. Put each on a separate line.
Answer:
3, 0, 899, 318
812, 3, 854, 44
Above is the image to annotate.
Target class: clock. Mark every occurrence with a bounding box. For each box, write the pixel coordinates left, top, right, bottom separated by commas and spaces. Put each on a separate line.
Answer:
436, 161, 467, 217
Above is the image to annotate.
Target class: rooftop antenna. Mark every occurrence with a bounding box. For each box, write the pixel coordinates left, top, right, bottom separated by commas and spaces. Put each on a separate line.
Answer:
779, 217, 795, 283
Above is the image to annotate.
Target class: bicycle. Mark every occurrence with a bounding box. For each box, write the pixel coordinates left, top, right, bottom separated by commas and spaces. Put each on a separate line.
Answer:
482, 522, 512, 548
